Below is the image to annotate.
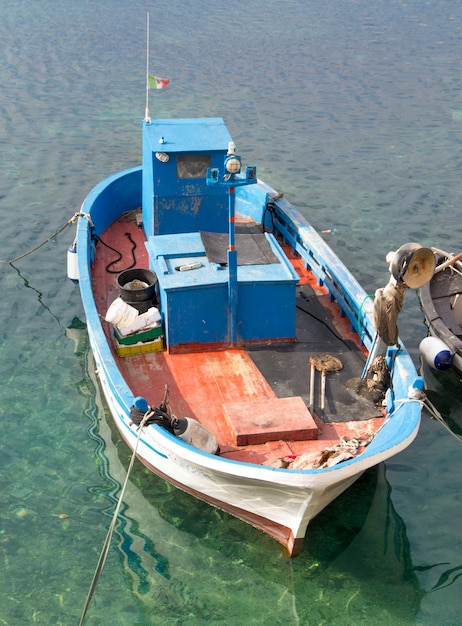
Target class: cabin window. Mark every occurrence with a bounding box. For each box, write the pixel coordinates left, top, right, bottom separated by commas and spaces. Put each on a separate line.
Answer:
177, 155, 210, 178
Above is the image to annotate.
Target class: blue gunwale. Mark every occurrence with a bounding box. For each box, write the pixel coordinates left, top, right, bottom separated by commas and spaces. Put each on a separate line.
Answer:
76, 166, 422, 471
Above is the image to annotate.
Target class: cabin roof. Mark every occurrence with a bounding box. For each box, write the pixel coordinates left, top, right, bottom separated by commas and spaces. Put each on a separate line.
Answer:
144, 117, 232, 153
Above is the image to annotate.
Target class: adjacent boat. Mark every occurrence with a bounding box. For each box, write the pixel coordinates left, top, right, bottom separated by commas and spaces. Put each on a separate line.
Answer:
69, 114, 423, 556
419, 247, 462, 376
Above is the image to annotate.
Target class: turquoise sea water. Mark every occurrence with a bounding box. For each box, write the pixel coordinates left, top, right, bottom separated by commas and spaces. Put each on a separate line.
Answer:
1, 1, 462, 624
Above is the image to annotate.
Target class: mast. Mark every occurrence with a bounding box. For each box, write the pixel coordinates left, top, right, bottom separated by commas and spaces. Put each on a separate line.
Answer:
144, 12, 151, 123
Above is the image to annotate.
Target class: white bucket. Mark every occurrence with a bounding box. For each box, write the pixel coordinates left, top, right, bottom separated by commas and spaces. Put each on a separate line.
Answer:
116, 307, 162, 337
105, 297, 139, 327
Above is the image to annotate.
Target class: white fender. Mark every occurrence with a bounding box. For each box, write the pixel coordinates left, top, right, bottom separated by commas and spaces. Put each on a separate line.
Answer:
419, 336, 453, 370
67, 240, 79, 284
176, 418, 219, 454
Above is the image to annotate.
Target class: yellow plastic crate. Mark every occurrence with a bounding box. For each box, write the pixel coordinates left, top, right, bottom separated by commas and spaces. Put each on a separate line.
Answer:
114, 336, 164, 357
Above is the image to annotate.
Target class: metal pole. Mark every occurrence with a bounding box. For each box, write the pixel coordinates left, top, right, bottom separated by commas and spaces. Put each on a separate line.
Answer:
144, 13, 150, 122
309, 358, 315, 413
228, 186, 238, 344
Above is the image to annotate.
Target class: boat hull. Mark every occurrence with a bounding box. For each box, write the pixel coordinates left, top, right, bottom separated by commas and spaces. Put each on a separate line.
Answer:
90, 328, 417, 555
76, 166, 422, 555
420, 250, 462, 377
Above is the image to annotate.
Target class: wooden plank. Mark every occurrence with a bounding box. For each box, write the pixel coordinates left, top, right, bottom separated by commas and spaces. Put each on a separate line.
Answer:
223, 396, 318, 446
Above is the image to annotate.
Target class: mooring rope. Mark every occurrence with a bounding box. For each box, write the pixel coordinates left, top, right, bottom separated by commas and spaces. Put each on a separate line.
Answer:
78, 412, 150, 626
423, 397, 462, 446
6, 211, 92, 265
395, 385, 462, 447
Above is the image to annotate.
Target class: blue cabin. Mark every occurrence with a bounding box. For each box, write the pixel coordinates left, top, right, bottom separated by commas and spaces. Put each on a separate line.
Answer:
142, 118, 299, 351
142, 118, 233, 237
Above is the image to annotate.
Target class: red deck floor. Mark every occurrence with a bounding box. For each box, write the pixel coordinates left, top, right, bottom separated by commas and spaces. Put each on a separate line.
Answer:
91, 217, 383, 465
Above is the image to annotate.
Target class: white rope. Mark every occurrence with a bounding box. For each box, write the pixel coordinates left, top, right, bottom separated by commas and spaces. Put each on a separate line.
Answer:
79, 413, 150, 625
424, 397, 462, 446
387, 389, 426, 415
7, 211, 93, 264
365, 388, 426, 443
391, 388, 462, 447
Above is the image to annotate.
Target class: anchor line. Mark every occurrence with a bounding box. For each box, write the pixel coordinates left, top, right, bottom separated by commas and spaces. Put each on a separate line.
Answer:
6, 211, 92, 264
78, 412, 151, 626
424, 397, 462, 446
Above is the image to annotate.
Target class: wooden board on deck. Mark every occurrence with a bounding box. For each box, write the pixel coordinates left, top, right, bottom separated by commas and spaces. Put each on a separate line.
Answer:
223, 396, 318, 446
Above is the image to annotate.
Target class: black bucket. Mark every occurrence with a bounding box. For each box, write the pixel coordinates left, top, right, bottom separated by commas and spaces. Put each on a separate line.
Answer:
117, 268, 158, 314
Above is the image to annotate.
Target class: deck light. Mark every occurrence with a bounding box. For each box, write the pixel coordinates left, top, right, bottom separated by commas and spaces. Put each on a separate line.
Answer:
155, 152, 169, 163
225, 156, 241, 175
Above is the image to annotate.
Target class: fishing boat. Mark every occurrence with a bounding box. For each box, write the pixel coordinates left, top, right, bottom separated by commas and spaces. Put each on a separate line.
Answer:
70, 332, 420, 623
419, 247, 462, 376
68, 113, 424, 556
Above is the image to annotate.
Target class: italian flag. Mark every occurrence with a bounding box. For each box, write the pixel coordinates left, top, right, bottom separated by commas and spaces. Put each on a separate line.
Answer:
148, 75, 170, 89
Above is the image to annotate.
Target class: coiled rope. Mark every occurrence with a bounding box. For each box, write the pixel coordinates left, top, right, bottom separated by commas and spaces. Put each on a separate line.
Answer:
129, 404, 175, 432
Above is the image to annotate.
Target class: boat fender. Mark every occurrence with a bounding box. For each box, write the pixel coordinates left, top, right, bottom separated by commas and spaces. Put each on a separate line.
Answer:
419, 336, 453, 370
67, 239, 79, 284
173, 417, 219, 455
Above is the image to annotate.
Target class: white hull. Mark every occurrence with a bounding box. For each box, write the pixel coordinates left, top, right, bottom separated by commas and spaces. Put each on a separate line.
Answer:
88, 320, 419, 553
